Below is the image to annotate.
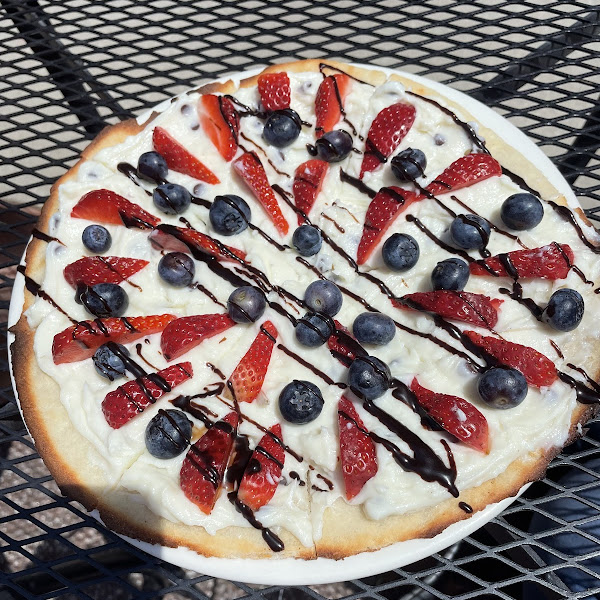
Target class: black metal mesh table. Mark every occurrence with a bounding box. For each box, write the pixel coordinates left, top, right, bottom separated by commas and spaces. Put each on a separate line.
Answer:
2, 1, 600, 598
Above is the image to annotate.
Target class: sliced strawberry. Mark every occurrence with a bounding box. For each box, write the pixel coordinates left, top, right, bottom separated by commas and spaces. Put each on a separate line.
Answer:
315, 74, 351, 138
161, 314, 236, 361
356, 186, 419, 264
338, 396, 377, 500
228, 321, 278, 404
470, 244, 574, 280
410, 379, 490, 453
237, 424, 285, 510
359, 103, 416, 178
180, 411, 238, 514
71, 190, 160, 229
153, 126, 219, 183
63, 256, 149, 288
292, 159, 329, 224
394, 291, 503, 330
425, 154, 502, 197
232, 152, 289, 235
464, 330, 557, 387
328, 320, 366, 366
257, 73, 291, 111
198, 95, 239, 162
52, 314, 176, 364
102, 362, 193, 429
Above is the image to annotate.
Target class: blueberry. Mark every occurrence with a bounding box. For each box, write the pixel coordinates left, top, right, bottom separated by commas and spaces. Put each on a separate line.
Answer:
478, 367, 528, 409
500, 193, 544, 231
390, 148, 427, 181
295, 312, 333, 347
431, 258, 470, 291
352, 313, 395, 346
262, 109, 302, 148
304, 280, 342, 316
153, 183, 191, 215
93, 343, 130, 381
209, 194, 251, 236
315, 130, 353, 163
292, 225, 322, 256
228, 286, 266, 323
145, 409, 192, 459
79, 283, 129, 318
158, 252, 195, 287
278, 380, 324, 424
137, 151, 168, 182
348, 356, 391, 400
450, 214, 491, 250
542, 288, 584, 332
382, 233, 419, 271
82, 224, 111, 253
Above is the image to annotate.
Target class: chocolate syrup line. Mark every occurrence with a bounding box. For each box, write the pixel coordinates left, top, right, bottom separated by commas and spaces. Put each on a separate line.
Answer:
318, 62, 374, 87
32, 228, 64, 245
117, 162, 153, 196
96, 256, 143, 291
105, 341, 147, 379
191, 282, 227, 308
172, 395, 215, 428
459, 502, 473, 514
239, 132, 291, 179
551, 241, 593, 286
332, 201, 359, 223
550, 340, 564, 359
277, 343, 346, 389
339, 170, 377, 197
320, 213, 345, 233
329, 74, 359, 137
566, 363, 600, 394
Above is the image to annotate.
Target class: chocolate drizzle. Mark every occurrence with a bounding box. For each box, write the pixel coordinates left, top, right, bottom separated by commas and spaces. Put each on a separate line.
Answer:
32, 228, 64, 245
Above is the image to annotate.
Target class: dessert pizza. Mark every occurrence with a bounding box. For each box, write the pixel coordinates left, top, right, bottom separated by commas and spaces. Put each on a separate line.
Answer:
11, 59, 600, 561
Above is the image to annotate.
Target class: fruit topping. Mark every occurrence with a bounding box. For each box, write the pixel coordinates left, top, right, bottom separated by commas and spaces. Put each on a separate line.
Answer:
153, 126, 219, 184
263, 109, 302, 148
292, 224, 322, 256
315, 130, 353, 163
431, 258, 470, 291
292, 159, 329, 223
391, 148, 427, 182
315, 74, 350, 138
382, 233, 420, 271
64, 256, 148, 288
52, 314, 176, 364
542, 288, 584, 332
137, 150, 168, 182
464, 330, 558, 387
180, 411, 238, 514
102, 362, 193, 429
153, 182, 191, 215
227, 286, 267, 324
71, 189, 161, 229
501, 193, 544, 231
477, 367, 528, 410
348, 355, 391, 400
228, 321, 278, 403
232, 152, 289, 236
360, 103, 416, 178
82, 224, 111, 253
209, 194, 251, 236
296, 312, 333, 347
145, 409, 192, 459
279, 380, 324, 424
304, 280, 342, 316
93, 343, 130, 381
352, 312, 395, 346
328, 320, 366, 366
78, 283, 129, 318
198, 95, 239, 162
158, 252, 195, 287
160, 313, 236, 362
470, 244, 574, 280
237, 424, 285, 510
450, 214, 491, 250
257, 72, 291, 112
410, 379, 490, 453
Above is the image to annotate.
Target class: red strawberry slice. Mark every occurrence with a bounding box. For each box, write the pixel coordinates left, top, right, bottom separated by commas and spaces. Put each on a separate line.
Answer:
470, 243, 574, 280
258, 73, 291, 111
338, 396, 378, 500
292, 159, 329, 224
228, 321, 278, 404
359, 103, 416, 178
237, 424, 285, 510
198, 95, 239, 162
233, 152, 289, 236
52, 314, 176, 364
464, 330, 557, 387
71, 190, 160, 229
180, 411, 238, 514
102, 362, 193, 429
328, 320, 366, 366
356, 186, 419, 264
394, 291, 503, 330
153, 126, 219, 183
161, 314, 236, 361
411, 379, 490, 453
63, 256, 149, 288
425, 154, 502, 197
315, 74, 351, 138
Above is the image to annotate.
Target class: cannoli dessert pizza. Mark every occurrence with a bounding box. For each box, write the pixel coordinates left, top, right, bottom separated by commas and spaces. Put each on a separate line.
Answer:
11, 59, 600, 561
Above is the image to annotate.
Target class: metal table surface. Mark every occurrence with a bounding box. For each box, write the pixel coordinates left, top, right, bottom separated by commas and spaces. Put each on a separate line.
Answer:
2, 1, 600, 598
